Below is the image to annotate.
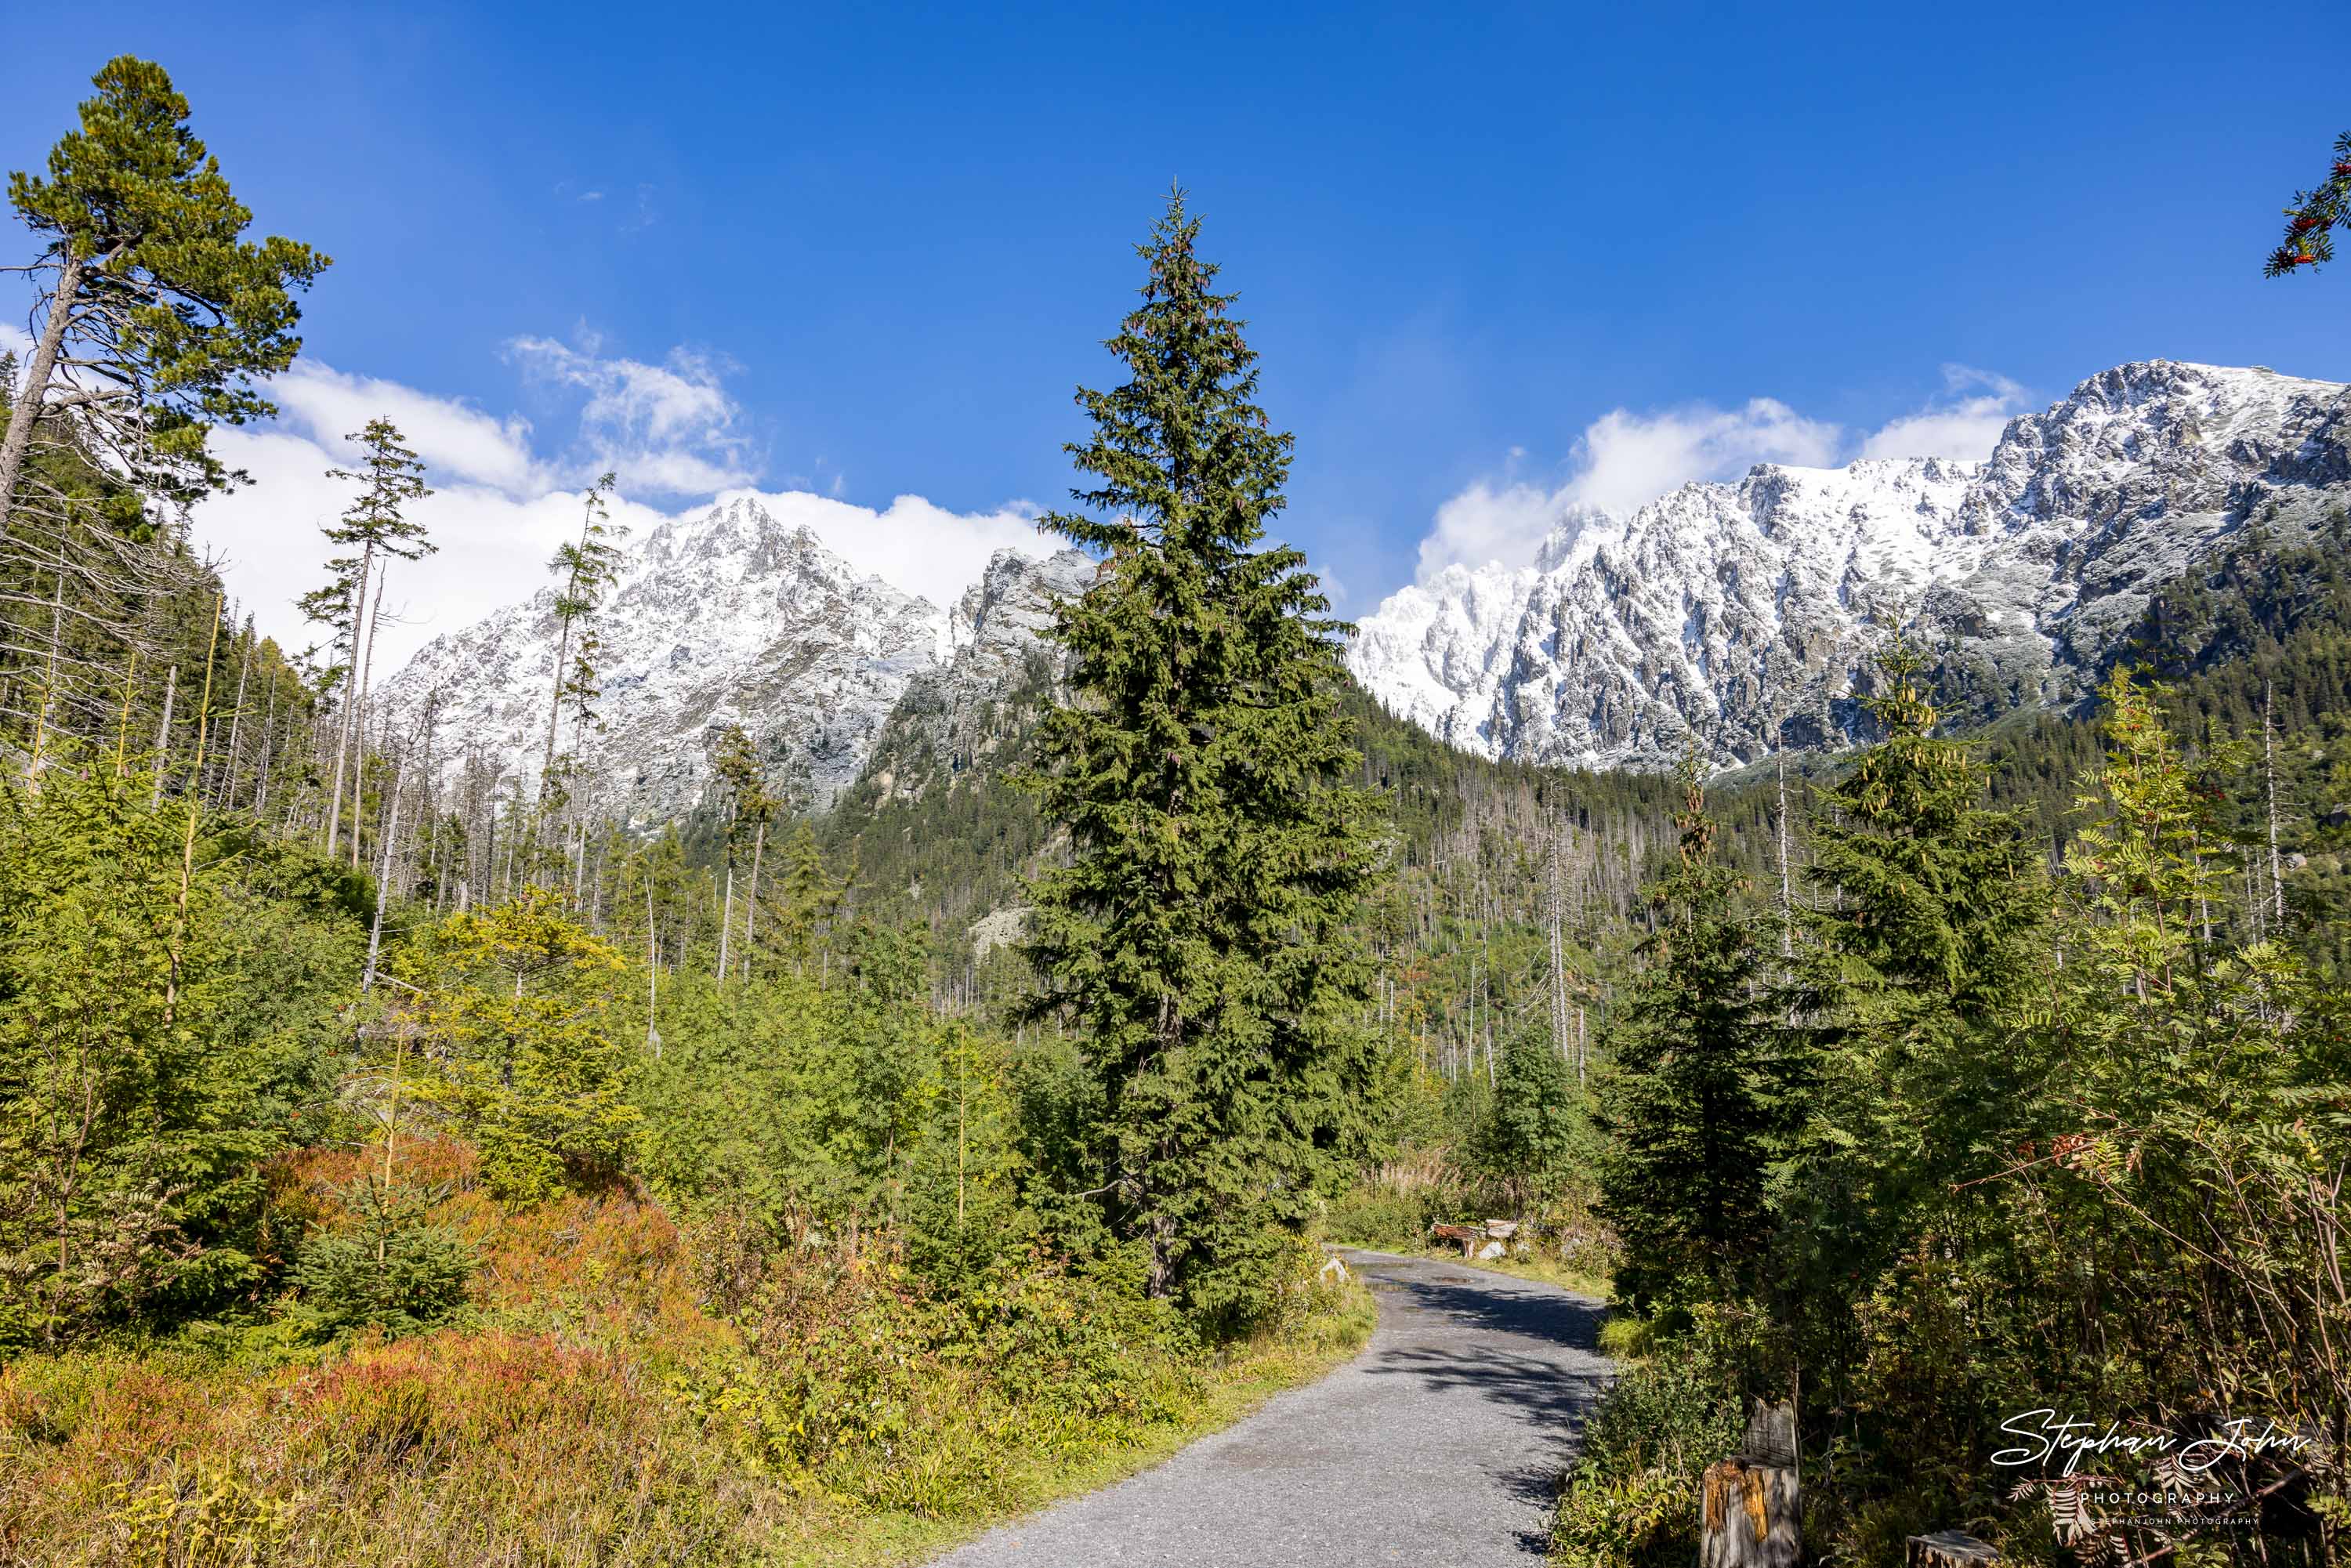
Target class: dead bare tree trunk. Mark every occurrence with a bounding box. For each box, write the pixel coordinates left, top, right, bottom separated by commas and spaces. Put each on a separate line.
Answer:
1775, 757, 1794, 963
717, 860, 735, 981
364, 752, 404, 994
0, 252, 83, 547
324, 540, 375, 856
742, 817, 766, 980
216, 617, 252, 809
347, 568, 389, 867
24, 563, 65, 786
149, 664, 177, 810
2265, 682, 2287, 931
162, 603, 222, 1033
1548, 823, 1571, 1066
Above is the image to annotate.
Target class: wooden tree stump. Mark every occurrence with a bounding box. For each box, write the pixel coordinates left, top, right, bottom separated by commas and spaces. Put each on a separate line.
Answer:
1700, 1401, 1801, 1568
1744, 1401, 1798, 1468
1907, 1531, 1999, 1568
1700, 1458, 1800, 1568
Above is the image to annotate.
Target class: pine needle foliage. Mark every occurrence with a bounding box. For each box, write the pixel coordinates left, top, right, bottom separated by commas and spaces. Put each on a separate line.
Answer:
1776, 642, 2049, 1363
0, 56, 329, 539
1022, 189, 1384, 1327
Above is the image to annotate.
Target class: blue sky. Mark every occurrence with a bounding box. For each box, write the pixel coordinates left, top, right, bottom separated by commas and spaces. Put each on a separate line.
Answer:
8, 1, 2349, 661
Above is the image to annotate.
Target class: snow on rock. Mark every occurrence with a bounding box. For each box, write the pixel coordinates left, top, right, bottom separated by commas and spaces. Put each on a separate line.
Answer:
858, 544, 1096, 804
384, 496, 1013, 829
1347, 361, 2351, 770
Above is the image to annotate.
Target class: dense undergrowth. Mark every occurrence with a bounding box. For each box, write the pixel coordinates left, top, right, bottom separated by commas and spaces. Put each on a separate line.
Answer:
0, 1138, 1371, 1566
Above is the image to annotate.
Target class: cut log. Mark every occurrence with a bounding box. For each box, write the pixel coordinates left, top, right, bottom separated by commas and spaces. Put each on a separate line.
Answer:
1907, 1531, 1999, 1568
1700, 1458, 1799, 1568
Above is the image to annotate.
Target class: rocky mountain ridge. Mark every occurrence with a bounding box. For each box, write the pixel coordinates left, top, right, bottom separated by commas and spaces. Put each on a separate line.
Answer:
388, 361, 2351, 834
1346, 360, 2351, 770
382, 494, 1088, 828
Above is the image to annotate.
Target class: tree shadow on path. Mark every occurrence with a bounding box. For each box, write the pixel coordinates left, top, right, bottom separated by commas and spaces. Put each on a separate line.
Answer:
1348, 1258, 1617, 1557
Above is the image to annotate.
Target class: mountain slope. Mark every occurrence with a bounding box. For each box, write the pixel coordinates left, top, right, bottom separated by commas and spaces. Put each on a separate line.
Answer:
1349, 361, 2351, 770
386, 497, 955, 828
383, 497, 1095, 833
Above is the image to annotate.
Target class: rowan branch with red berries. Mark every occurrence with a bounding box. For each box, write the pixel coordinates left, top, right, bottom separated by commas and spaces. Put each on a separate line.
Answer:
2265, 129, 2351, 277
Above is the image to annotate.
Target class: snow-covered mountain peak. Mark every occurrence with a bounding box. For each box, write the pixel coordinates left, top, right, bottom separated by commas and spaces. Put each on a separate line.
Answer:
948, 545, 1095, 656
385, 494, 971, 827
1349, 360, 2351, 772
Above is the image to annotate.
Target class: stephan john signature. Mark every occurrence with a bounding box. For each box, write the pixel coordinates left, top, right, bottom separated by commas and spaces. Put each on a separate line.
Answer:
1992, 1409, 2314, 1477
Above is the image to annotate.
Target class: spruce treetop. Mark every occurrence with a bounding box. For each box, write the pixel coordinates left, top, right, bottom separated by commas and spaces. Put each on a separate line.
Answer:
1045, 188, 1307, 581
325, 418, 434, 559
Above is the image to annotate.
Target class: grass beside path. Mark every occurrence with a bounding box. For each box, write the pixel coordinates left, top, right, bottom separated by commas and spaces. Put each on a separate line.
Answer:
804, 1287, 1378, 1567
0, 1158, 1378, 1568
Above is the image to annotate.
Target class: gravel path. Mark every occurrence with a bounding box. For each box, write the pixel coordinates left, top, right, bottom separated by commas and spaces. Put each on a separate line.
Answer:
932, 1248, 1613, 1567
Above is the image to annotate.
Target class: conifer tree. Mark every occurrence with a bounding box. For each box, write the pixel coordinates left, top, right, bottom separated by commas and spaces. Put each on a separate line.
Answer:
711, 722, 778, 980
1777, 640, 2046, 1319
1473, 1031, 1587, 1212
2265, 129, 2350, 276
306, 419, 431, 859
1023, 189, 1384, 1325
773, 820, 841, 975
542, 473, 623, 797
0, 57, 328, 544
1597, 761, 1784, 1312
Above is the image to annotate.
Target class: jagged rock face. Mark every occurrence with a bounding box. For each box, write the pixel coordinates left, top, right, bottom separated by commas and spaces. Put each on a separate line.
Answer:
385, 497, 958, 828
1348, 362, 2351, 770
860, 545, 1095, 803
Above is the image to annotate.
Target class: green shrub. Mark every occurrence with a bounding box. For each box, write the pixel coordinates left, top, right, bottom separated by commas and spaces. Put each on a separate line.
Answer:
1549, 1318, 1744, 1566
1320, 1184, 1428, 1248
291, 1179, 473, 1339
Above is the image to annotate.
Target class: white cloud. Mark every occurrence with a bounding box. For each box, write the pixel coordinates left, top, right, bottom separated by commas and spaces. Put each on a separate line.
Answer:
1418, 481, 1572, 581
507, 335, 754, 494
199, 425, 669, 673
1859, 365, 2030, 462
1415, 371, 2027, 580
269, 360, 545, 493
1415, 397, 1840, 580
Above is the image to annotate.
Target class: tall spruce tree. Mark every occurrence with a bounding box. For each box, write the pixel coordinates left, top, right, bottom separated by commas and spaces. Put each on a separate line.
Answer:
1777, 641, 2047, 1328
1023, 189, 1383, 1326
1598, 760, 1786, 1313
